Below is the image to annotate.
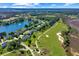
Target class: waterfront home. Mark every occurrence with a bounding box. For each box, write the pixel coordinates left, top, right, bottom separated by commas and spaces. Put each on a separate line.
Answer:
0, 33, 3, 42
2, 42, 7, 48
0, 33, 3, 37
22, 35, 30, 41
31, 29, 37, 32
27, 29, 36, 35
28, 18, 32, 22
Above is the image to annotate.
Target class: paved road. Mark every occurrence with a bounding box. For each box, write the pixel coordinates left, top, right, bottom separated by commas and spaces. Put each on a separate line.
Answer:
0, 37, 18, 45
21, 42, 35, 56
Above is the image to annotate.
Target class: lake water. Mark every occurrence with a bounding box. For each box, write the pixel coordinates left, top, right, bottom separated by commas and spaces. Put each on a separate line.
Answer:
0, 20, 29, 33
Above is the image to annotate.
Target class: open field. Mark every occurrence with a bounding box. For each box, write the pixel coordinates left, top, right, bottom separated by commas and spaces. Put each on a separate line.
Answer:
68, 15, 78, 19
66, 33, 79, 56
69, 20, 79, 31
70, 20, 79, 28
37, 20, 68, 56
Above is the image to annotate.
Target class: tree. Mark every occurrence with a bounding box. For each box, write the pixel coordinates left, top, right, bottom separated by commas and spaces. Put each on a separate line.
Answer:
7, 44, 13, 51
9, 32, 14, 36
25, 25, 28, 28
1, 32, 7, 37
14, 34, 18, 38
0, 46, 3, 54
27, 50, 32, 56
61, 31, 70, 48
7, 41, 19, 51
20, 50, 24, 54
28, 40, 32, 44
0, 36, 4, 39
33, 34, 36, 38
8, 36, 13, 40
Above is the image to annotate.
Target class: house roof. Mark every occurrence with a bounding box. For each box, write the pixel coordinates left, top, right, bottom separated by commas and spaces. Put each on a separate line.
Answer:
2, 42, 7, 48
0, 33, 2, 37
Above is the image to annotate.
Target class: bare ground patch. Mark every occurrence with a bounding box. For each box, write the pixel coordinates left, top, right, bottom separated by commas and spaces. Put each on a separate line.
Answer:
69, 35, 79, 56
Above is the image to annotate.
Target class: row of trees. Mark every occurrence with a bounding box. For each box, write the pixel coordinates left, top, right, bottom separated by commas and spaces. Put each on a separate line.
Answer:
0, 31, 18, 39
61, 30, 70, 49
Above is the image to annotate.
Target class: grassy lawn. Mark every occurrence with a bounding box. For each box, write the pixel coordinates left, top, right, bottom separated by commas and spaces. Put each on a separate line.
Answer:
38, 19, 68, 56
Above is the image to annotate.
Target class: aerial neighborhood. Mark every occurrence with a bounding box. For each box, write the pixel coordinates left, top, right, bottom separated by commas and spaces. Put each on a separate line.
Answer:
0, 6, 79, 56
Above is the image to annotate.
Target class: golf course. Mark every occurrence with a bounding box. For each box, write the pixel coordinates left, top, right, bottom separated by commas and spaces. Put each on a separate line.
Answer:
37, 19, 68, 56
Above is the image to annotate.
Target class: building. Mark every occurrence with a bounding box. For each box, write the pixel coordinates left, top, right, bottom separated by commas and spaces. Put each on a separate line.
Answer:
22, 35, 30, 41
2, 42, 7, 48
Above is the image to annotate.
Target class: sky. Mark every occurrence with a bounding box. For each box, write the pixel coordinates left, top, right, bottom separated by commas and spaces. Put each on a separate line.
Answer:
0, 3, 79, 8
0, 0, 79, 8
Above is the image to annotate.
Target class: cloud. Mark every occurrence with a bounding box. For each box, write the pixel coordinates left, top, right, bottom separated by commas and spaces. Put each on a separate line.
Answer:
64, 3, 75, 6
50, 4, 56, 7
11, 3, 40, 8
13, 3, 39, 6
13, 3, 33, 6
0, 6, 8, 8
11, 6, 26, 8
33, 3, 39, 5
0, 3, 78, 8
43, 4, 56, 8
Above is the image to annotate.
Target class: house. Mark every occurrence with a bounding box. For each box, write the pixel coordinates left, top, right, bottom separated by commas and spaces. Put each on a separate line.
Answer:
0, 33, 2, 37
22, 35, 30, 41
27, 31, 33, 35
2, 42, 7, 48
31, 29, 37, 32
28, 18, 32, 23
49, 20, 55, 26
0, 33, 3, 42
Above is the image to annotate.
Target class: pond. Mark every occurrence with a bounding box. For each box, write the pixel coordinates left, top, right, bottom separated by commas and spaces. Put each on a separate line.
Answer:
0, 20, 29, 33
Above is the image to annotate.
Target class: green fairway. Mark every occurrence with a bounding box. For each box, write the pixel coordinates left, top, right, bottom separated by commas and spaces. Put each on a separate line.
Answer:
38, 19, 68, 56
